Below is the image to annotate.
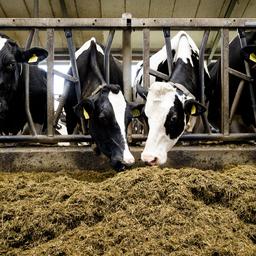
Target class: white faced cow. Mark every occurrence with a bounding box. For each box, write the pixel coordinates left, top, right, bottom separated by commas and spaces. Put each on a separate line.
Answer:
135, 31, 209, 165
0, 33, 48, 135
64, 38, 142, 171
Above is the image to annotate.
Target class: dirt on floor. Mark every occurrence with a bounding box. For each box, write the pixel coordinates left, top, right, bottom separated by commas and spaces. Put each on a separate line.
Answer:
0, 165, 256, 256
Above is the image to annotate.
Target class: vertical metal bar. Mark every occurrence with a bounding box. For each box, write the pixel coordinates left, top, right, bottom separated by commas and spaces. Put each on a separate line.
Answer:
143, 28, 150, 89
104, 29, 115, 85
230, 80, 244, 123
64, 29, 85, 134
163, 28, 173, 77
47, 28, 55, 136
24, 30, 36, 135
33, 0, 39, 46
199, 30, 211, 133
221, 28, 230, 135
122, 13, 132, 142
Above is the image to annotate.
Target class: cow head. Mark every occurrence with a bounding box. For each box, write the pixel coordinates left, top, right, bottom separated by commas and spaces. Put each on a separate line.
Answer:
0, 35, 48, 119
141, 82, 205, 166
75, 83, 143, 171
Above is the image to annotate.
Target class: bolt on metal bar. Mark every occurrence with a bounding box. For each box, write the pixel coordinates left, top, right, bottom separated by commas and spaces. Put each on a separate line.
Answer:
104, 29, 115, 84
47, 28, 55, 136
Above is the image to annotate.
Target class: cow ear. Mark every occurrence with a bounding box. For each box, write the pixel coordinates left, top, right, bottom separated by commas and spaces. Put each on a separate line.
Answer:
74, 98, 94, 119
16, 47, 48, 64
240, 45, 256, 63
184, 99, 206, 116
129, 102, 145, 118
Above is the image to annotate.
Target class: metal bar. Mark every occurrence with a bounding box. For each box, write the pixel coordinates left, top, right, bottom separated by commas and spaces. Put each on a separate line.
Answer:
143, 28, 150, 89
0, 18, 256, 29
64, 29, 86, 134
221, 29, 230, 135
163, 28, 173, 77
199, 30, 211, 133
229, 80, 245, 123
53, 69, 78, 83
33, 0, 39, 46
149, 68, 169, 81
47, 28, 55, 136
0, 133, 256, 144
228, 67, 254, 82
104, 29, 115, 84
24, 30, 36, 135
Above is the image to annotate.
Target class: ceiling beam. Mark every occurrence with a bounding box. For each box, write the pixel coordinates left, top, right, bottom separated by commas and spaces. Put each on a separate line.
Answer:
207, 0, 238, 63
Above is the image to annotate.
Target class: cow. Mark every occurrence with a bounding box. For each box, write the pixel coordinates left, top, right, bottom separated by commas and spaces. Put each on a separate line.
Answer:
63, 38, 143, 171
135, 31, 210, 166
0, 33, 48, 135
207, 31, 256, 133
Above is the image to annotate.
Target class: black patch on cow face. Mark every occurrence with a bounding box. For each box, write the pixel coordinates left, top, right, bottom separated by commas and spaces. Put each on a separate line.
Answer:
164, 95, 185, 139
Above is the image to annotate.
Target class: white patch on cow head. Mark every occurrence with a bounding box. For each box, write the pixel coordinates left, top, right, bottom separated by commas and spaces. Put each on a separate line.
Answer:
141, 82, 187, 165
0, 37, 7, 51
75, 37, 104, 59
108, 91, 135, 165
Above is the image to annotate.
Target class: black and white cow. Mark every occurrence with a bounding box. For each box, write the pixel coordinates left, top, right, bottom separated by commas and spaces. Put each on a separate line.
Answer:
208, 31, 256, 132
0, 34, 48, 135
135, 31, 209, 165
64, 38, 142, 170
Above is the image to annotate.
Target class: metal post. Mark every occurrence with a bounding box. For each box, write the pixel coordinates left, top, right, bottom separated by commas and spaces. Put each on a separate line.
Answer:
163, 28, 173, 77
122, 13, 132, 142
221, 29, 230, 135
24, 30, 37, 135
199, 30, 211, 133
47, 28, 55, 136
143, 28, 150, 89
104, 29, 115, 84
33, 0, 39, 46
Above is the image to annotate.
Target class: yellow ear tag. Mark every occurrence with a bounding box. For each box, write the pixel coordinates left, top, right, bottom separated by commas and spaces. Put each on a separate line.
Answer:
191, 104, 196, 115
249, 53, 256, 63
83, 109, 90, 120
132, 109, 140, 117
28, 54, 38, 64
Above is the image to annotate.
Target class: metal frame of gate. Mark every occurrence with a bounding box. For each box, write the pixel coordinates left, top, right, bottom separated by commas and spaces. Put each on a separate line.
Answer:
0, 16, 256, 144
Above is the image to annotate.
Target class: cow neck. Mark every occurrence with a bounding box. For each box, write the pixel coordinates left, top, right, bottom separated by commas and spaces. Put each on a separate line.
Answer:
170, 82, 195, 99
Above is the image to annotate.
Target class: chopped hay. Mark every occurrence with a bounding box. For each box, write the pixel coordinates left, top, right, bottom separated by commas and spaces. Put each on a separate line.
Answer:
0, 165, 255, 255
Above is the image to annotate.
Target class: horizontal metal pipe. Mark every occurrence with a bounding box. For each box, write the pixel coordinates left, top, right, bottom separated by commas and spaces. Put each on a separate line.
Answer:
0, 133, 255, 143
0, 18, 255, 29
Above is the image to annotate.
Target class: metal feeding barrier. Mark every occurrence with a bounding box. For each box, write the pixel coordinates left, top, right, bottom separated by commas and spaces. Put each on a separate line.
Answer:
0, 16, 256, 145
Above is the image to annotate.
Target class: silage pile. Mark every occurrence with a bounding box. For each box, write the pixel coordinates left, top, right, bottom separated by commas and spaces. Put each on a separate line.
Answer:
0, 165, 256, 256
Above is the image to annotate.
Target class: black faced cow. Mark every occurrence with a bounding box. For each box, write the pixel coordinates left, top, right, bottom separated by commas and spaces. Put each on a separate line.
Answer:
135, 31, 209, 165
208, 31, 256, 133
0, 34, 48, 135
64, 38, 142, 170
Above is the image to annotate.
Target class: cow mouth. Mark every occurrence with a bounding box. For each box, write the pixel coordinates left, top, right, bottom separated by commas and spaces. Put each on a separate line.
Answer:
145, 157, 158, 166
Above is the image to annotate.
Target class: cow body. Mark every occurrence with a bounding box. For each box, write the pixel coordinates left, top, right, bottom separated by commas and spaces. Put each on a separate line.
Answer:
135, 31, 208, 165
64, 38, 140, 170
208, 31, 256, 132
0, 34, 48, 135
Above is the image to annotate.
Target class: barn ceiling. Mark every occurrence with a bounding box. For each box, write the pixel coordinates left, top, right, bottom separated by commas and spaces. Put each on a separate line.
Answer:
0, 0, 256, 60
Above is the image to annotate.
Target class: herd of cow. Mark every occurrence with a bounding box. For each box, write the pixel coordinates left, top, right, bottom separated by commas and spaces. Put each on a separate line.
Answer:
0, 30, 255, 170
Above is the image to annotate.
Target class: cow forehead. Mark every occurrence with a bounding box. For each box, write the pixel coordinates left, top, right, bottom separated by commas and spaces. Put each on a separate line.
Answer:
0, 37, 7, 51
146, 82, 177, 117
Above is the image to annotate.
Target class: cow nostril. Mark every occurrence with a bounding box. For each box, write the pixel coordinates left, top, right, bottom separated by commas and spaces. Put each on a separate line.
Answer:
146, 157, 158, 166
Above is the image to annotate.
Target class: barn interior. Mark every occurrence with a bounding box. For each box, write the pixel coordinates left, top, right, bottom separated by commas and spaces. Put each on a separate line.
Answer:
0, 0, 255, 171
